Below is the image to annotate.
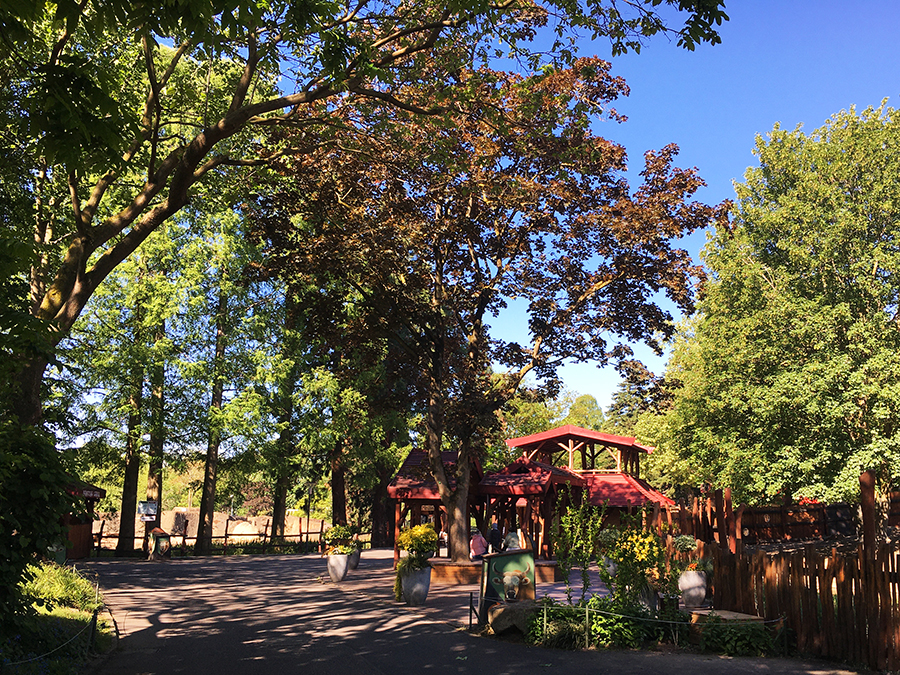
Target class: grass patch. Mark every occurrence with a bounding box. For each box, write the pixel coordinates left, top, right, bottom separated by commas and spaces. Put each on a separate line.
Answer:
1, 563, 114, 674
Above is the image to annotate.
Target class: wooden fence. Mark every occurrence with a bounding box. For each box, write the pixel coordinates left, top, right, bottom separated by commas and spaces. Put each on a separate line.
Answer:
707, 542, 900, 671
656, 475, 898, 671
93, 517, 333, 555
648, 489, 858, 553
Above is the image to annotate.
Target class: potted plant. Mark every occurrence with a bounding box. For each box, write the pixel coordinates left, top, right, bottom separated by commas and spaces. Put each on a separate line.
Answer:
672, 535, 711, 608
324, 524, 361, 569
394, 524, 438, 606
324, 542, 355, 582
678, 559, 712, 608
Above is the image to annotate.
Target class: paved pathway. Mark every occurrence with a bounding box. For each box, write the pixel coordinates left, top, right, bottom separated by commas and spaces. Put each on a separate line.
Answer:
83, 549, 864, 675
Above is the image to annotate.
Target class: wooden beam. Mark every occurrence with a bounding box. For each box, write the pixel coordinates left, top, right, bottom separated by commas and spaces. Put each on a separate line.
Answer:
394, 501, 402, 566
526, 440, 549, 461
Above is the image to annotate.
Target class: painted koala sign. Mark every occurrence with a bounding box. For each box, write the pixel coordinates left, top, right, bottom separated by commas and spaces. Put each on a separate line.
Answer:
481, 550, 536, 603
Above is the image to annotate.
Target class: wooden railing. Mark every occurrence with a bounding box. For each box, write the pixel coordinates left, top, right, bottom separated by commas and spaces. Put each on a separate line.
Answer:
92, 517, 355, 555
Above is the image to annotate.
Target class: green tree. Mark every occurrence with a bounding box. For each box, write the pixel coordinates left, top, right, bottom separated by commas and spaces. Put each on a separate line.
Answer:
564, 394, 606, 431
58, 223, 184, 554
4, 0, 728, 426
664, 103, 900, 504
252, 62, 723, 559
488, 387, 569, 470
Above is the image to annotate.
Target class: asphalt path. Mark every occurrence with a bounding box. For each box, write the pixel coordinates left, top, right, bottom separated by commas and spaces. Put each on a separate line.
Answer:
82, 549, 865, 675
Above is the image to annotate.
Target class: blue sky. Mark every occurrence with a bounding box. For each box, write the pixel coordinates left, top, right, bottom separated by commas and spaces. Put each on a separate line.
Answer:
525, 1, 900, 408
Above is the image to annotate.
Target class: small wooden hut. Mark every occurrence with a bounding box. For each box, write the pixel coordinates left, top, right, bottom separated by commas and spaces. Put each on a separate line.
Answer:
65, 478, 106, 559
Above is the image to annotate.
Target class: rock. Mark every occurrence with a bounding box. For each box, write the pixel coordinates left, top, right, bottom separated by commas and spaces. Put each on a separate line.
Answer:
487, 600, 539, 635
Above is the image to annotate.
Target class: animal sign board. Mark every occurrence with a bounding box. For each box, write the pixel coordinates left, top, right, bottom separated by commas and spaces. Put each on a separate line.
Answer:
480, 550, 536, 606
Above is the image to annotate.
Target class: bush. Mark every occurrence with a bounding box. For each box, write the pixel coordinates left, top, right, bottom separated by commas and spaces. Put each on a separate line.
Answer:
699, 613, 775, 656
588, 596, 651, 649
526, 598, 589, 650
0, 424, 74, 628
599, 525, 667, 605
396, 524, 437, 565
527, 595, 692, 651
20, 562, 101, 613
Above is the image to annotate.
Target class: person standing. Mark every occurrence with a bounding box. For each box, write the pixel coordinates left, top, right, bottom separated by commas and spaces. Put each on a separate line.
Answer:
470, 529, 488, 560
489, 523, 503, 553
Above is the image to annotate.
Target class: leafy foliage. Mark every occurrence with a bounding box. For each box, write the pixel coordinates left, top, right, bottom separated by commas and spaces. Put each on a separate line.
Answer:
0, 424, 73, 626
526, 595, 690, 651
251, 59, 723, 559
699, 613, 777, 656
555, 490, 606, 602
0, 562, 113, 674
663, 103, 900, 503
597, 520, 667, 604
19, 562, 101, 614
396, 524, 438, 565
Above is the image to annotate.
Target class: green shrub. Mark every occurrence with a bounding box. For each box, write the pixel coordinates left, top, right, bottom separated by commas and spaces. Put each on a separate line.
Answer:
649, 601, 690, 646
699, 613, 775, 656
20, 562, 101, 613
598, 523, 668, 605
527, 595, 692, 651
396, 524, 437, 564
526, 598, 588, 650
587, 596, 650, 649
0, 424, 73, 627
1, 562, 111, 674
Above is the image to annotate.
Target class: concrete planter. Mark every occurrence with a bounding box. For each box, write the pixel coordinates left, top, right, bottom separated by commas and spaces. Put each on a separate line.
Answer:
349, 548, 361, 570
327, 554, 350, 583
401, 566, 432, 606
678, 570, 708, 608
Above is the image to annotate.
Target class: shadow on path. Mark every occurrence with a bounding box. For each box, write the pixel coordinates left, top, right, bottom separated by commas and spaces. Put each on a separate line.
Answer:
84, 549, 863, 675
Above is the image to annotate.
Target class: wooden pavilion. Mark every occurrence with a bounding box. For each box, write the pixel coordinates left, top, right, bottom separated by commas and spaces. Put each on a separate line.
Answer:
505, 425, 673, 503
386, 425, 673, 564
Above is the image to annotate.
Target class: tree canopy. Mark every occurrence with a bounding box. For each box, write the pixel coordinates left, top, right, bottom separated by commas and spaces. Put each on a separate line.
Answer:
3, 0, 729, 424
250, 60, 724, 557
662, 103, 900, 504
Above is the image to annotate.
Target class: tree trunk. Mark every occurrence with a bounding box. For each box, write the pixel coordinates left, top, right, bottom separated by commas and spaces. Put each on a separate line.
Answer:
331, 440, 347, 526
446, 489, 469, 562
196, 286, 227, 554
9, 357, 48, 427
270, 293, 300, 538
371, 426, 399, 547
425, 358, 472, 561
271, 471, 290, 538
115, 363, 143, 557
370, 481, 393, 547
143, 325, 166, 552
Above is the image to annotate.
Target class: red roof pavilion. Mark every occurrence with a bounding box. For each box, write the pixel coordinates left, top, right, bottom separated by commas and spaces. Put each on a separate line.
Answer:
504, 425, 672, 507
477, 457, 585, 496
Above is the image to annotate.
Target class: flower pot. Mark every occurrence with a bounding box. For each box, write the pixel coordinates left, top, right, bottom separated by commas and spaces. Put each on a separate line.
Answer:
349, 548, 361, 570
601, 556, 617, 579
678, 570, 708, 608
327, 554, 350, 582
401, 566, 432, 606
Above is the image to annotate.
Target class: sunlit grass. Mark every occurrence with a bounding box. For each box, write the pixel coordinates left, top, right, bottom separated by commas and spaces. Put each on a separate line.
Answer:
1, 563, 114, 674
